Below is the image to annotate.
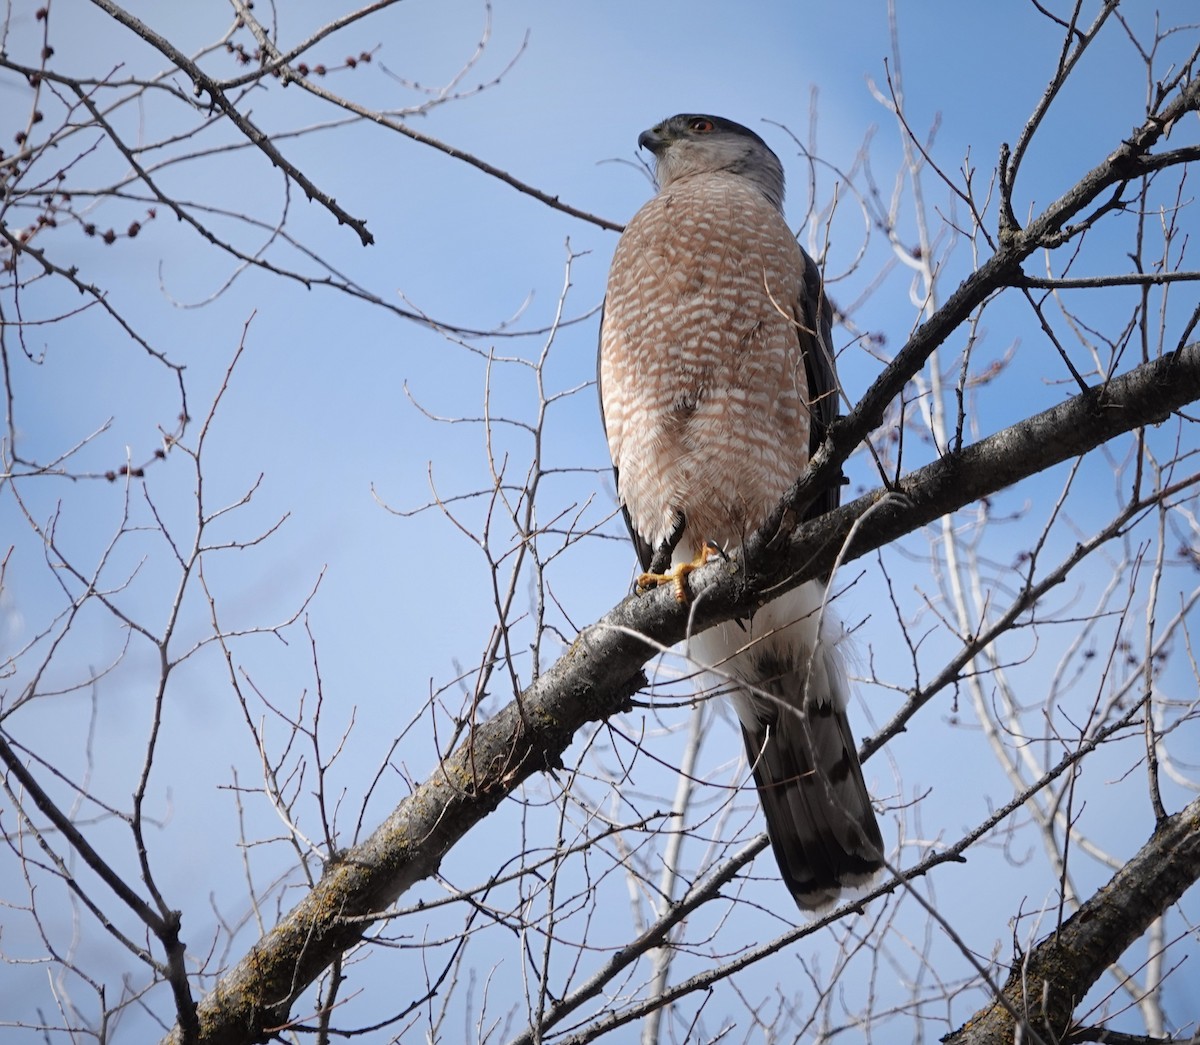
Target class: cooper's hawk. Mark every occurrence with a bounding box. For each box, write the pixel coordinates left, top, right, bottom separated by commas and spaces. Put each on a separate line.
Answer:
599, 114, 884, 911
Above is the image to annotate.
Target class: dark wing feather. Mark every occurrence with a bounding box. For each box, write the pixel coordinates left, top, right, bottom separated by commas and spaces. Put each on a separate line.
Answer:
796, 249, 841, 523
616, 469, 655, 572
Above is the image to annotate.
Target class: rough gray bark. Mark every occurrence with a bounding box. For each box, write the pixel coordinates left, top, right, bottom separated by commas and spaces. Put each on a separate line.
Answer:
943, 795, 1200, 1045
161, 340, 1200, 1044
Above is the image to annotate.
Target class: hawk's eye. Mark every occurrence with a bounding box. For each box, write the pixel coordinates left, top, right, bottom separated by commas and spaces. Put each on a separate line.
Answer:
689, 118, 715, 133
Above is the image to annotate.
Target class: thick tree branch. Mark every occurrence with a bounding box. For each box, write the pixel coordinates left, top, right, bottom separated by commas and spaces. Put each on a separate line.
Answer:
154, 63, 1200, 1045
163, 340, 1200, 1044
751, 343, 1198, 597
943, 794, 1200, 1045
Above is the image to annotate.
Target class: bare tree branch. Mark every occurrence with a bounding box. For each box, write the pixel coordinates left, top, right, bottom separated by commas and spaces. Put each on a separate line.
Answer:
5, 7, 1198, 1042
160, 339, 1200, 1044
86, 0, 377, 246
944, 794, 1200, 1045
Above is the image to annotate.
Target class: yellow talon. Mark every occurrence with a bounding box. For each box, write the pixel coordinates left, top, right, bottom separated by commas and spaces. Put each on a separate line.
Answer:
636, 541, 721, 603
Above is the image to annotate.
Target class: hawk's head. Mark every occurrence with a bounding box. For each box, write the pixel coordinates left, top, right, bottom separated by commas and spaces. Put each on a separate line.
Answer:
638, 114, 785, 210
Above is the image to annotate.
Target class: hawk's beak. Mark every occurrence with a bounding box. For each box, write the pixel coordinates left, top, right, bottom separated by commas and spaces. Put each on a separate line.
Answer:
638, 127, 668, 154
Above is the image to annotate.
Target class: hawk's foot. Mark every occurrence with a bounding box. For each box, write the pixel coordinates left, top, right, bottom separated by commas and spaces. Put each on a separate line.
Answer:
637, 541, 722, 603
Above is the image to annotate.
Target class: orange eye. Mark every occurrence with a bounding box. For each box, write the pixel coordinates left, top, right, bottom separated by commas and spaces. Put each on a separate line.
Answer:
689, 118, 715, 133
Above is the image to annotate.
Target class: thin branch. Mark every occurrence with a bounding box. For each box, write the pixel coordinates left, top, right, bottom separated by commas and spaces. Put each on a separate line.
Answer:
86, 0, 376, 245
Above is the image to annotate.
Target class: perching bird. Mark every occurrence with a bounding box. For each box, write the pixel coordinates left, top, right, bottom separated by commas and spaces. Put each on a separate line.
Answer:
598, 114, 884, 910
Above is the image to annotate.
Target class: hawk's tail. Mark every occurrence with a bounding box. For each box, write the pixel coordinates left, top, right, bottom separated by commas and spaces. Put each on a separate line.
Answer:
737, 669, 885, 911
691, 583, 885, 911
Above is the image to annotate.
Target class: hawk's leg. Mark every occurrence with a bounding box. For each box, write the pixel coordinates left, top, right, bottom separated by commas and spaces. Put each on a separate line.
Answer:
637, 540, 722, 603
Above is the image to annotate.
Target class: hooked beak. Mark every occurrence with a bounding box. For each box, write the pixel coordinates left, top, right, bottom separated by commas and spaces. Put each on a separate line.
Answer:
637, 126, 669, 155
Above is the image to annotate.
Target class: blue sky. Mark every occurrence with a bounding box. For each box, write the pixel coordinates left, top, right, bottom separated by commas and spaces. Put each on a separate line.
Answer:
3, 2, 1199, 1041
